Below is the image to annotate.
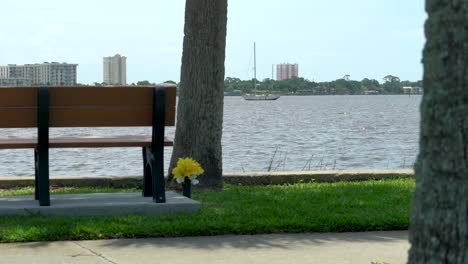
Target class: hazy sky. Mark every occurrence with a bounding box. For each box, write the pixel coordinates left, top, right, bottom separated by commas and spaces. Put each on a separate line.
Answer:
1, 0, 426, 84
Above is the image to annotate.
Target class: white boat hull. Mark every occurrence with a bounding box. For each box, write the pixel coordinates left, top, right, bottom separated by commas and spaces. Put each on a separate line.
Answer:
242, 94, 280, 101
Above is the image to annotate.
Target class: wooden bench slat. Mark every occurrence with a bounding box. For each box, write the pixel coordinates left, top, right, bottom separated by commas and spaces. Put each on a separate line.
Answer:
49, 86, 154, 107
0, 85, 177, 128
0, 108, 36, 128
0, 106, 176, 127
0, 136, 173, 149
0, 87, 36, 107
50, 107, 155, 127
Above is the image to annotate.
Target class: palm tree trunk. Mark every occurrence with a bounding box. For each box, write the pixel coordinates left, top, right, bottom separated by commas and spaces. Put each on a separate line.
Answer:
168, 0, 228, 190
409, 0, 468, 262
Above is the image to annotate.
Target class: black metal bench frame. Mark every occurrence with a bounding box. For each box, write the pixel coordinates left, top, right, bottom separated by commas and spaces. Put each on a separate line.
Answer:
34, 87, 167, 206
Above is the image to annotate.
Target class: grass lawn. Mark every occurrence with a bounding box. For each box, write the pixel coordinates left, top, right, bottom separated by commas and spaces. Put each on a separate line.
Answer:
0, 178, 415, 242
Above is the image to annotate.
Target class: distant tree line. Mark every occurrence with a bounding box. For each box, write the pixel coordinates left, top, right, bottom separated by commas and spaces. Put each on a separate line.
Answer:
90, 75, 421, 96
224, 75, 422, 95
92, 80, 177, 86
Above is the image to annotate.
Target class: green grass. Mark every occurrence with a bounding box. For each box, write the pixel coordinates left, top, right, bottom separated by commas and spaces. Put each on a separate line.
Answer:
0, 178, 415, 242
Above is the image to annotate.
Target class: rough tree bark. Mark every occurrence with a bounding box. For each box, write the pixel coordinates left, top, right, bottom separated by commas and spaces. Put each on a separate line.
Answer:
409, 0, 468, 263
168, 0, 228, 190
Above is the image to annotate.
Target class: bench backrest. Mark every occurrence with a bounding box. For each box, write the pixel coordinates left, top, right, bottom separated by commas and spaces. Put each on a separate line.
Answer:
0, 84, 176, 128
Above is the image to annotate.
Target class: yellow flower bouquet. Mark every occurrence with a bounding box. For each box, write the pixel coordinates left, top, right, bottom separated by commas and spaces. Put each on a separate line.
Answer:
172, 158, 204, 197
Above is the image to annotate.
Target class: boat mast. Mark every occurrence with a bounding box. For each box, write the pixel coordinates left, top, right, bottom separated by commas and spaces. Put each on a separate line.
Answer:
253, 42, 256, 93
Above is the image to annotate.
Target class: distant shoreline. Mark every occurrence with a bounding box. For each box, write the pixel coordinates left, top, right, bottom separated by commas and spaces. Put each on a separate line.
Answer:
224, 94, 423, 97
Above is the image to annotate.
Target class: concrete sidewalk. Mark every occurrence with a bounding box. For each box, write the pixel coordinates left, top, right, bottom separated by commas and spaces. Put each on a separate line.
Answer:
0, 231, 409, 264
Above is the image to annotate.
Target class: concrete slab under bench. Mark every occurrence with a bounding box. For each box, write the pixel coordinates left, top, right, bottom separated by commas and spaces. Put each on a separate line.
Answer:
0, 191, 201, 216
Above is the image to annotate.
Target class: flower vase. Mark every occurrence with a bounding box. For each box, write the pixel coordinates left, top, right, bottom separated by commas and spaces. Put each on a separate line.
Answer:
182, 177, 192, 198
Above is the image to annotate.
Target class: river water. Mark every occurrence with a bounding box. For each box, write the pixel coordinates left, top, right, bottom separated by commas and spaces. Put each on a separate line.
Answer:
0, 95, 421, 177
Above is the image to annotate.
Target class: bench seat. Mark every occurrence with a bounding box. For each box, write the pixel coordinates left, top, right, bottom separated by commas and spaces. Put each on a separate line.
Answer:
0, 136, 173, 149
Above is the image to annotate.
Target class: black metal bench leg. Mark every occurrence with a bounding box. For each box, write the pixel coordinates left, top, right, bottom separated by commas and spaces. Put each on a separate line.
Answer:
34, 148, 39, 200
151, 87, 166, 203
142, 147, 153, 197
143, 146, 165, 203
36, 146, 50, 206
152, 146, 165, 203
37, 87, 50, 206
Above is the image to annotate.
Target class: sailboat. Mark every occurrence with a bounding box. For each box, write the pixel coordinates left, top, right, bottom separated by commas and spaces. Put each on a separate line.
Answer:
242, 42, 280, 101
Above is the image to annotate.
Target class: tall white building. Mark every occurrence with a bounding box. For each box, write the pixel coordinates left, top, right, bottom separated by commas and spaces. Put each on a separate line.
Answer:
0, 66, 8, 78
103, 54, 127, 85
1, 62, 78, 86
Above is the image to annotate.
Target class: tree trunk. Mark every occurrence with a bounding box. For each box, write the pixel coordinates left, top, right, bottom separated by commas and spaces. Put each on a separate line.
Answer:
168, 0, 228, 190
409, 0, 468, 263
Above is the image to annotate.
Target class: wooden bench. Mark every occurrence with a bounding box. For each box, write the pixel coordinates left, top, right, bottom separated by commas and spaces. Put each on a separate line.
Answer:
0, 84, 176, 206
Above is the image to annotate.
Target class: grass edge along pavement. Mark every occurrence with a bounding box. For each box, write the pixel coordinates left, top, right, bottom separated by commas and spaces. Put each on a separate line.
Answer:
0, 169, 414, 189
0, 178, 414, 243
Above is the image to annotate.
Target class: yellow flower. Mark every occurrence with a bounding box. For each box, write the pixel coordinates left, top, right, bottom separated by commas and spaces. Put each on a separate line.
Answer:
172, 158, 204, 184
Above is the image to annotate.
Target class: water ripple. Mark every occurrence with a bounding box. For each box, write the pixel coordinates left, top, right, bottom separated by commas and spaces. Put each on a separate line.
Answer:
0, 95, 421, 176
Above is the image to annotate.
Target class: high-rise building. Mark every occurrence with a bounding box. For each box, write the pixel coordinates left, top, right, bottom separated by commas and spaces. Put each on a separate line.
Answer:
0, 78, 32, 86
0, 63, 77, 86
0, 66, 8, 78
103, 54, 127, 85
39, 62, 77, 85
276, 63, 299, 80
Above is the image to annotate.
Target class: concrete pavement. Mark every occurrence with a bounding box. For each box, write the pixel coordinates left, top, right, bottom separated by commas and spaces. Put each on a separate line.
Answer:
0, 231, 409, 264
